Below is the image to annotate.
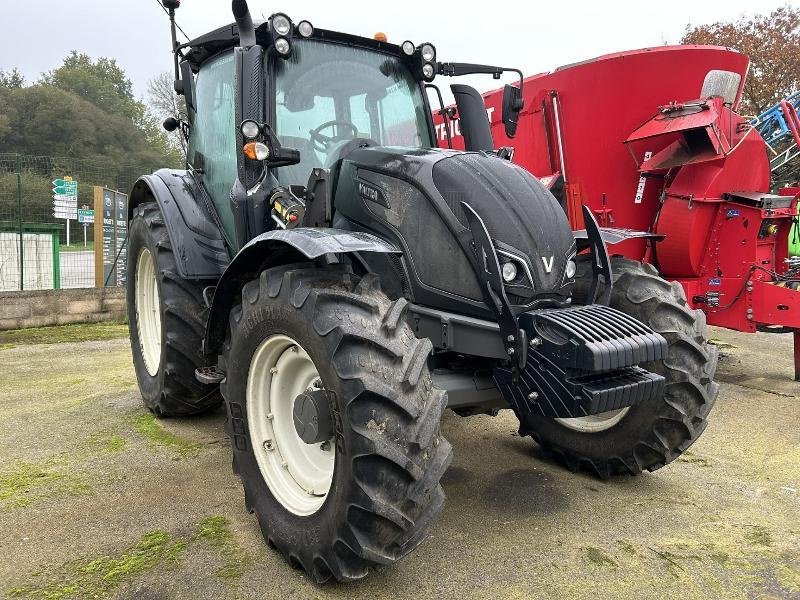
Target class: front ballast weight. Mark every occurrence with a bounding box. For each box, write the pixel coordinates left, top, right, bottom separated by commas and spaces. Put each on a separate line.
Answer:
460, 200, 668, 420
494, 305, 667, 419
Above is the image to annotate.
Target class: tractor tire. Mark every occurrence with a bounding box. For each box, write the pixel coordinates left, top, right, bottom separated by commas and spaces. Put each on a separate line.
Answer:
517, 256, 719, 477
127, 201, 222, 417
221, 264, 452, 583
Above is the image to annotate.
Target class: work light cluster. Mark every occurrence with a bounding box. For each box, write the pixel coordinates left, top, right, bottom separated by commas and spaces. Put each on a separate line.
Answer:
401, 40, 437, 82
268, 13, 314, 58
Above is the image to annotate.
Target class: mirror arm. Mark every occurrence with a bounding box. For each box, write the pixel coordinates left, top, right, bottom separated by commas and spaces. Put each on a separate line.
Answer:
425, 84, 453, 150
261, 123, 302, 168
437, 62, 524, 105
438, 62, 522, 85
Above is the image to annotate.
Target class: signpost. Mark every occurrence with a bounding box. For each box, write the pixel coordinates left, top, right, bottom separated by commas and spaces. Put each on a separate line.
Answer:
52, 177, 78, 246
78, 206, 94, 248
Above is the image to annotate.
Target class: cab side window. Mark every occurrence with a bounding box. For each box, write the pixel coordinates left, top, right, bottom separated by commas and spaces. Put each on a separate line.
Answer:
187, 52, 238, 245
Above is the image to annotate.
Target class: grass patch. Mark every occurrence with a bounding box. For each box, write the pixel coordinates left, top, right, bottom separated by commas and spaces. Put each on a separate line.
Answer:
0, 322, 128, 346
102, 435, 127, 454
0, 461, 89, 509
196, 516, 253, 580
615, 540, 637, 556
744, 525, 773, 547
129, 410, 201, 459
7, 518, 253, 597
585, 546, 617, 568
675, 451, 711, 467
708, 338, 736, 349
80, 431, 128, 456
777, 565, 800, 592
7, 530, 186, 599
59, 242, 95, 253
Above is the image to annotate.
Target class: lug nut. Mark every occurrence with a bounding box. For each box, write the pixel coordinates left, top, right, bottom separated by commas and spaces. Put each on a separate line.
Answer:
529, 337, 542, 347
507, 335, 515, 342
507, 347, 515, 355
528, 391, 539, 401
263, 439, 274, 451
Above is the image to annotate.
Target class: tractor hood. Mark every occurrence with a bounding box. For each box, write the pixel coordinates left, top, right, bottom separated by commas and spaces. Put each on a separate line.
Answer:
332, 146, 576, 318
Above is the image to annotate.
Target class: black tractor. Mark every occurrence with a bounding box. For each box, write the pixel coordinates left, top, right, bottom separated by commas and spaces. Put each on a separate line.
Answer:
126, 0, 719, 582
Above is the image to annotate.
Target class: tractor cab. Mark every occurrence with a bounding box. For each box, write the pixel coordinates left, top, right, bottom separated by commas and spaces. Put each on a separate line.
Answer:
173, 9, 525, 249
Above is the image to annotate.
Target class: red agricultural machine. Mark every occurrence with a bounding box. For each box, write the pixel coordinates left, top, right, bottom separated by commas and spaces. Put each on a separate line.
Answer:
434, 45, 800, 378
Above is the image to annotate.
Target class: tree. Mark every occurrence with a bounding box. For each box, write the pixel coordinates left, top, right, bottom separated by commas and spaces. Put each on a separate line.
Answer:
0, 52, 184, 172
41, 52, 139, 120
0, 68, 25, 89
681, 6, 800, 115
147, 71, 188, 159
3, 86, 143, 163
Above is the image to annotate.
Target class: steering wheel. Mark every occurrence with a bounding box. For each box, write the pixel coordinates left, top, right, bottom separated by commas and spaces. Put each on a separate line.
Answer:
309, 120, 359, 152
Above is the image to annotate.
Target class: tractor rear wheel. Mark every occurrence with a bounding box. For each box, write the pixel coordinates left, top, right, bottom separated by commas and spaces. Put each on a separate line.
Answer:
517, 256, 719, 477
127, 201, 222, 417
221, 264, 451, 582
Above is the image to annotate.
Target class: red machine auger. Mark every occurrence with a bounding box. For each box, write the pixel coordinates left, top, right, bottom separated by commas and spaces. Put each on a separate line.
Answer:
435, 45, 800, 378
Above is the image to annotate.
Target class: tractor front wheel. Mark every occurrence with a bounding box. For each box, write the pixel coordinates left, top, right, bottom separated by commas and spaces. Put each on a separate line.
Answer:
518, 256, 719, 477
127, 201, 222, 417
222, 264, 451, 582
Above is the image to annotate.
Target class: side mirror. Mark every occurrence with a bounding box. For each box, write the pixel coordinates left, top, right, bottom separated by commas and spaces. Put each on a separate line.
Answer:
262, 124, 302, 168
163, 117, 180, 132
502, 84, 524, 138
179, 61, 196, 125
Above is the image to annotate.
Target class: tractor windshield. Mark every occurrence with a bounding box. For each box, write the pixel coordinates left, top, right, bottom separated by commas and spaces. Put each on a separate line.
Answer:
273, 39, 433, 185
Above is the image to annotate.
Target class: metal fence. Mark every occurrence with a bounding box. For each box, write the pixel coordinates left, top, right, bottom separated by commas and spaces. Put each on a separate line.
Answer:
0, 154, 155, 291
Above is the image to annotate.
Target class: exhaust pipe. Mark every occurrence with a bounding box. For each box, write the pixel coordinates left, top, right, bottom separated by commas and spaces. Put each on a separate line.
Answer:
232, 0, 257, 48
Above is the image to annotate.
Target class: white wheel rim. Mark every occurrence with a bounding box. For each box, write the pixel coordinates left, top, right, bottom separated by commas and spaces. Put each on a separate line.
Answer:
135, 248, 162, 377
247, 334, 335, 516
555, 407, 630, 433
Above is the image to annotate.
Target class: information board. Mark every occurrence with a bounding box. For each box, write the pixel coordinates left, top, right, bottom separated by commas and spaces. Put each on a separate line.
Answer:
93, 187, 128, 287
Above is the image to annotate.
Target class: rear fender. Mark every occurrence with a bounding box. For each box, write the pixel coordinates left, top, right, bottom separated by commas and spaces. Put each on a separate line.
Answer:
203, 228, 400, 355
128, 169, 229, 279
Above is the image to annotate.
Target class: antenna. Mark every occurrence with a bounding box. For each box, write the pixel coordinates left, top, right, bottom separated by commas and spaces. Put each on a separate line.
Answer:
161, 0, 183, 93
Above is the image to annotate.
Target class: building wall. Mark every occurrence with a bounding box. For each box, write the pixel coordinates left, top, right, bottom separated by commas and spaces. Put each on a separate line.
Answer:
0, 288, 126, 330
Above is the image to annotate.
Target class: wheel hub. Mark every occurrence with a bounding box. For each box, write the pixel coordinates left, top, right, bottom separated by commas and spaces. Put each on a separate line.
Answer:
293, 389, 334, 444
246, 335, 335, 516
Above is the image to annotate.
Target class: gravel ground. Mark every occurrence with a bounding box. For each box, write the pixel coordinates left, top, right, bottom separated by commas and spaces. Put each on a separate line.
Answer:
0, 324, 798, 599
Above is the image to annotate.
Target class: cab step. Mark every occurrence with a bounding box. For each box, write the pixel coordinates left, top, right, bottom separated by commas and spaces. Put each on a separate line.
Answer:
195, 366, 225, 385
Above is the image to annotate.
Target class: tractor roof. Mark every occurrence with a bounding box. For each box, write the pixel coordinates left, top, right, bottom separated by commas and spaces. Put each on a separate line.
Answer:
180, 21, 404, 72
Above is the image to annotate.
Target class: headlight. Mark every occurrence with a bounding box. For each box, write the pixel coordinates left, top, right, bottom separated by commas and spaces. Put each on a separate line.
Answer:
565, 258, 577, 279
297, 20, 314, 37
275, 37, 291, 55
401, 40, 415, 56
420, 43, 436, 62
240, 120, 260, 139
501, 261, 518, 283
243, 141, 270, 161
271, 13, 292, 36
422, 63, 435, 80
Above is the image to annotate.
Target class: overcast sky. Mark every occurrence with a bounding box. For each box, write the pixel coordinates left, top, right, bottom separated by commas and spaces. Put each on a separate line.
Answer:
1, 0, 797, 103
